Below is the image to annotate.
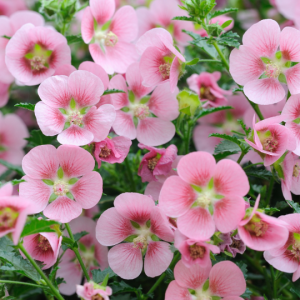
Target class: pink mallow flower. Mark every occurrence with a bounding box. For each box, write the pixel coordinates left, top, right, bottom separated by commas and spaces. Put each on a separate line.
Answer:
77, 282, 112, 300
174, 229, 220, 269
229, 19, 300, 105
275, 0, 300, 29
109, 62, 179, 146
5, 23, 71, 86
0, 112, 29, 175
238, 195, 289, 251
136, 28, 186, 92
187, 72, 231, 107
96, 193, 174, 279
264, 213, 300, 282
138, 143, 177, 182
22, 232, 62, 269
35, 70, 116, 146
0, 0, 27, 16
81, 0, 138, 74
245, 115, 296, 167
165, 260, 246, 300
94, 136, 132, 168
57, 216, 108, 295
159, 151, 249, 240
19, 144, 103, 223
0, 182, 32, 244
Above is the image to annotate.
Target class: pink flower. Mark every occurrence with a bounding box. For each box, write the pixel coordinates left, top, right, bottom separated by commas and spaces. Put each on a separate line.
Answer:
22, 232, 62, 269
136, 0, 193, 49
138, 143, 177, 182
0, 182, 33, 244
197, 16, 234, 37
35, 70, 116, 146
76, 282, 112, 300
264, 213, 300, 282
275, 0, 300, 29
159, 151, 249, 240
174, 230, 220, 268
187, 72, 231, 107
218, 232, 246, 257
136, 28, 186, 92
94, 136, 132, 168
19, 144, 103, 223
81, 0, 138, 74
0, 82, 9, 107
245, 115, 296, 166
57, 216, 108, 295
238, 195, 289, 251
230, 19, 300, 104
5, 23, 71, 86
109, 62, 179, 146
96, 193, 174, 279
0, 112, 29, 175
0, 0, 26, 16
165, 260, 246, 300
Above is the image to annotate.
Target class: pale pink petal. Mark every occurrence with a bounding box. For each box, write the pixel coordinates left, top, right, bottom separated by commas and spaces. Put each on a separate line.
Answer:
113, 110, 136, 140
0, 182, 12, 197
35, 102, 66, 136
68, 70, 104, 108
242, 19, 280, 58
110, 5, 138, 41
96, 208, 135, 246
81, 6, 94, 44
170, 57, 180, 92
70, 172, 102, 209
264, 251, 298, 273
209, 261, 246, 297
293, 266, 300, 282
145, 181, 163, 201
54, 64, 76, 76
136, 117, 175, 146
279, 213, 300, 232
177, 207, 215, 240
0, 81, 9, 107
108, 243, 143, 279
165, 281, 191, 300
280, 27, 300, 61
90, 0, 115, 25
159, 176, 196, 217
285, 63, 300, 95
177, 151, 216, 186
10, 11, 44, 32
229, 46, 265, 85
114, 192, 155, 224
38, 75, 71, 109
22, 145, 58, 180
282, 94, 300, 120
108, 75, 129, 109
244, 78, 286, 105
57, 144, 95, 178
50, 42, 71, 70
213, 159, 249, 196
95, 243, 109, 270
57, 125, 94, 146
144, 241, 173, 277
0, 17, 13, 48
89, 43, 114, 75
44, 196, 82, 223
148, 82, 179, 121
174, 259, 211, 290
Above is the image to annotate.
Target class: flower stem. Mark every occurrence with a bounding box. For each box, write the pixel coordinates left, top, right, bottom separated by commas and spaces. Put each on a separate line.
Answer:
265, 177, 275, 206
64, 223, 91, 281
245, 95, 264, 121
0, 280, 49, 290
18, 243, 64, 300
184, 120, 193, 155
124, 156, 137, 192
237, 151, 246, 164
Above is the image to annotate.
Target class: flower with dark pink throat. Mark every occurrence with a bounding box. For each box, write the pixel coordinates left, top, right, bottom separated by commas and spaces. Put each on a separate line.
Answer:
94, 136, 132, 168
5, 23, 71, 86
109, 62, 179, 146
0, 182, 33, 245
230, 19, 300, 104
19, 144, 103, 223
96, 193, 174, 279
35, 70, 116, 146
218, 232, 246, 257
187, 71, 231, 107
159, 151, 249, 240
165, 260, 246, 300
76, 281, 112, 300
238, 195, 289, 251
81, 0, 138, 74
138, 143, 177, 182
136, 28, 186, 92
57, 216, 108, 295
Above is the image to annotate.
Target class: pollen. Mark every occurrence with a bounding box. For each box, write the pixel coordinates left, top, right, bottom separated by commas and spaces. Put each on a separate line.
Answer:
147, 157, 159, 171
133, 104, 150, 120
99, 145, 111, 158
105, 32, 118, 47
133, 235, 148, 250
30, 56, 46, 71
246, 219, 269, 237
189, 244, 206, 259
37, 235, 51, 252
196, 193, 211, 208
53, 181, 69, 196
0, 207, 18, 231
262, 137, 278, 152
159, 63, 171, 79
265, 62, 281, 78
293, 164, 300, 178
68, 112, 83, 126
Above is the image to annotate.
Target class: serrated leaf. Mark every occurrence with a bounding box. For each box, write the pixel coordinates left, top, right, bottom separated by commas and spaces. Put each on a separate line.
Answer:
73, 231, 88, 241
172, 16, 195, 21
21, 218, 60, 237
14, 103, 35, 111
11, 179, 25, 186
216, 31, 240, 48
111, 281, 142, 294
92, 267, 116, 284
264, 207, 280, 215
66, 35, 83, 44
0, 159, 24, 176
241, 288, 252, 299
245, 167, 273, 180
103, 89, 125, 95
25, 130, 57, 148
209, 8, 238, 18
214, 139, 240, 159
195, 106, 232, 119
286, 200, 300, 213
232, 87, 243, 93
164, 268, 175, 284
190, 36, 220, 59
237, 119, 251, 135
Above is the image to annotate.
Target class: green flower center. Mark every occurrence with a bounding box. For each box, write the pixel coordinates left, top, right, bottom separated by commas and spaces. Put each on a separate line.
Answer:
0, 207, 19, 231
25, 44, 52, 71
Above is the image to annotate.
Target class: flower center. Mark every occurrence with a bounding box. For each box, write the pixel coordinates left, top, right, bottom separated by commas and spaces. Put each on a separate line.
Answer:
25, 44, 52, 71
53, 181, 69, 196
147, 156, 160, 171
99, 145, 111, 158
265, 62, 281, 78
262, 137, 278, 152
245, 218, 269, 237
194, 290, 212, 300
0, 207, 18, 231
92, 296, 103, 300
159, 63, 171, 79
291, 244, 300, 259
68, 112, 83, 126
30, 56, 46, 71
133, 104, 150, 120
133, 235, 148, 250
293, 164, 300, 178
189, 244, 206, 259
200, 86, 216, 102
196, 193, 211, 208
231, 237, 242, 249
95, 30, 118, 47
37, 235, 51, 251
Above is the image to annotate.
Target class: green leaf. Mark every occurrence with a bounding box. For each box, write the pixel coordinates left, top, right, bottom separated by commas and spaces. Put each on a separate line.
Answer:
209, 8, 238, 18
103, 89, 125, 95
221, 19, 232, 29
177, 90, 201, 116
92, 267, 116, 284
241, 288, 252, 299
216, 31, 240, 48
151, 234, 160, 241
111, 281, 142, 295
42, 179, 54, 185
66, 35, 83, 44
25, 130, 57, 148
195, 106, 232, 119
11, 179, 25, 186
73, 231, 88, 242
232, 87, 243, 93
286, 200, 300, 213
189, 35, 220, 59
49, 193, 58, 202
172, 16, 195, 21
264, 207, 280, 215
1, 35, 11, 40
237, 119, 251, 135
224, 250, 233, 257
0, 159, 24, 176
21, 218, 60, 237
66, 191, 74, 200
245, 166, 273, 180
124, 235, 138, 242
164, 268, 175, 284
185, 58, 200, 66
59, 108, 67, 114
0, 237, 41, 281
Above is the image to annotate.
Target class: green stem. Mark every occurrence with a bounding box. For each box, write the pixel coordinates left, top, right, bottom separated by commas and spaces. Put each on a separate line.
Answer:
124, 156, 137, 192
65, 223, 91, 281
146, 252, 181, 297
212, 41, 229, 71
237, 152, 246, 164
243, 253, 264, 274
246, 97, 264, 121
0, 280, 49, 290
266, 177, 275, 206
243, 162, 264, 170
184, 121, 193, 155
18, 243, 64, 300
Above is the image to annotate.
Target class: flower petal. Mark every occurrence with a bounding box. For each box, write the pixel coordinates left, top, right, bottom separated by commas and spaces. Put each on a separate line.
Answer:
90, 0, 115, 25
285, 63, 300, 95
108, 74, 129, 109
165, 281, 191, 300
280, 27, 300, 61
57, 125, 94, 146
81, 6, 94, 44
113, 110, 136, 140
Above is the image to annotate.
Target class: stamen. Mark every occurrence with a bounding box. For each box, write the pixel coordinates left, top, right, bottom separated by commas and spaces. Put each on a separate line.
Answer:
53, 181, 69, 196
68, 112, 83, 126
105, 32, 118, 47
133, 236, 147, 250
265, 62, 281, 78
291, 244, 300, 259
245, 219, 269, 237
37, 235, 51, 251
30, 56, 46, 71
200, 86, 216, 102
147, 157, 159, 171
133, 104, 150, 120
189, 244, 206, 259
293, 164, 300, 178
196, 193, 211, 208
0, 207, 18, 230
99, 145, 111, 158
262, 137, 278, 152
231, 238, 242, 249
159, 63, 171, 79
92, 295, 104, 300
